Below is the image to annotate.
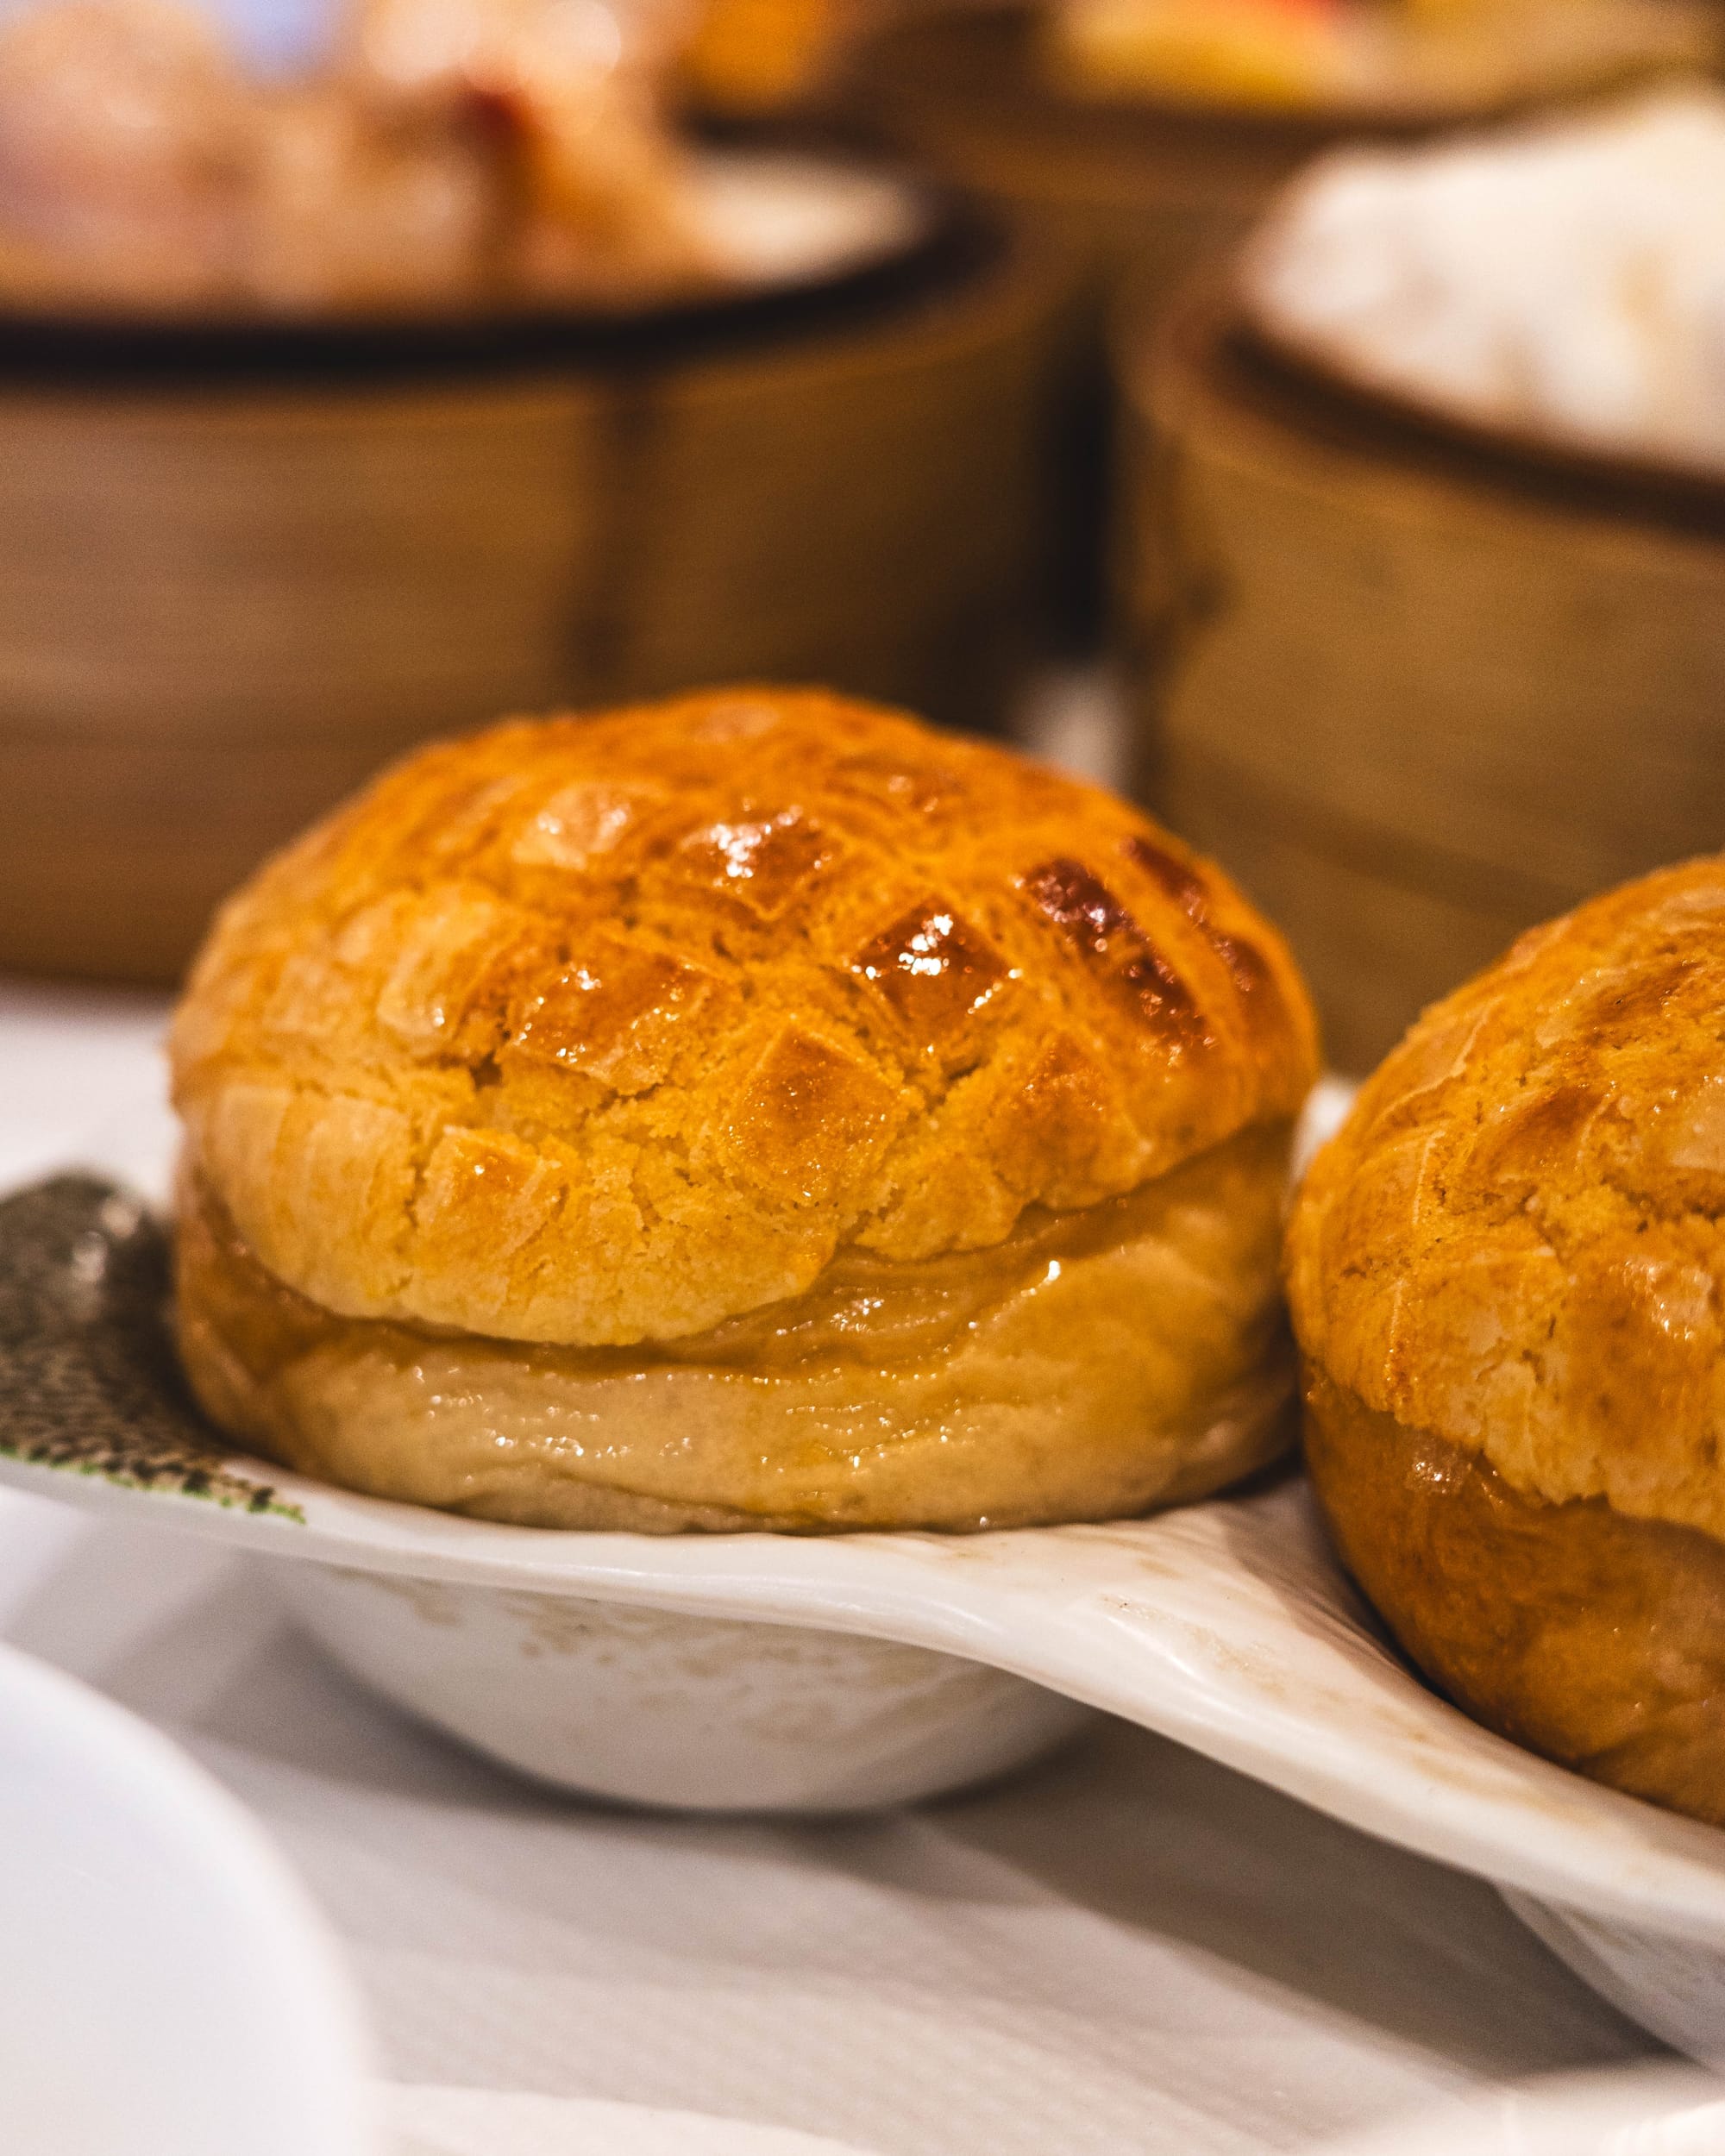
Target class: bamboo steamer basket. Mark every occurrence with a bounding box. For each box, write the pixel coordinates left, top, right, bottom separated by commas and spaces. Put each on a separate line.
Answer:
853, 4, 1721, 639
0, 212, 1071, 985
853, 7, 1492, 302
851, 5, 1451, 635
1114, 279, 1725, 1075
856, 4, 1717, 298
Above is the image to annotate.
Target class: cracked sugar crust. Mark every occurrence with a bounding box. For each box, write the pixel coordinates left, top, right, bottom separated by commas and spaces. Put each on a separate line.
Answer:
1287, 855, 1725, 1545
172, 686, 1319, 1346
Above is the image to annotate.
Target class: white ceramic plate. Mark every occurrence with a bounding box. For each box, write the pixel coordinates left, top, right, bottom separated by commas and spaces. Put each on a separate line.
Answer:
9, 1421, 1725, 1915
1319, 2064, 1725, 2156
7, 1025, 1725, 2067
9, 1157, 1725, 2066
0, 1635, 373, 2156
385, 2086, 880, 2156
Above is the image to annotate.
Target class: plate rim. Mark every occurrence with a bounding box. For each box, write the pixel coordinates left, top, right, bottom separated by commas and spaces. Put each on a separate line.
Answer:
9, 1444, 1725, 1944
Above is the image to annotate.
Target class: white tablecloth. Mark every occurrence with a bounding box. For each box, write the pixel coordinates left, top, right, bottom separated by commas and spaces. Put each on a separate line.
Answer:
0, 975, 1662, 2155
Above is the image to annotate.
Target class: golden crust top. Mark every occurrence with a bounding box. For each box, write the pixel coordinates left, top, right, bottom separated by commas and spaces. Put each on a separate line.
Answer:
172, 686, 1318, 1345
1287, 856, 1725, 1542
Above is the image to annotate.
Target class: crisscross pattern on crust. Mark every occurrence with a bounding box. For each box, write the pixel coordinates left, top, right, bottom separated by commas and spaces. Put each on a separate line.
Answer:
1289, 856, 1725, 1540
173, 687, 1317, 1345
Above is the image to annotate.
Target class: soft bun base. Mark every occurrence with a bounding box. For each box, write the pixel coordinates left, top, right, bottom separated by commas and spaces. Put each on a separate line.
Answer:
1303, 1363, 1725, 1827
175, 1121, 1298, 1533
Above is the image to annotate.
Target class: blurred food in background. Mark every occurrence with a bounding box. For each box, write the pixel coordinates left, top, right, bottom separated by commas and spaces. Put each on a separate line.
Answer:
1117, 83, 1725, 1071
852, 0, 1724, 636
681, 0, 856, 111
0, 0, 1076, 985
348, 0, 710, 300
1050, 0, 1719, 114
1243, 83, 1725, 473
0, 0, 958, 313
855, 0, 1723, 313
0, 0, 713, 310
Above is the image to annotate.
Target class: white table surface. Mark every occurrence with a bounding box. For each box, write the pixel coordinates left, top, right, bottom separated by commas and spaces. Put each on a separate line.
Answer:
0, 971, 1670, 2153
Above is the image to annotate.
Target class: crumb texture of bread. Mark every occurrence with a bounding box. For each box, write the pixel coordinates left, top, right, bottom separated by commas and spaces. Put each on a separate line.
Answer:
1288, 854, 1725, 1542
172, 686, 1318, 1347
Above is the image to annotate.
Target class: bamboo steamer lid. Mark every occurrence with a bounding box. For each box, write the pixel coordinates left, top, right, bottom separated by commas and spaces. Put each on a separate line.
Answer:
1114, 279, 1725, 1075
0, 212, 1073, 985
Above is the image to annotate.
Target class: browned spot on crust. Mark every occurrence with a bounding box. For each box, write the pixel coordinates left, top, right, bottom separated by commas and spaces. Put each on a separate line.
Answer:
369, 887, 530, 1061
988, 1032, 1121, 1188
1124, 834, 1286, 1037
724, 1027, 902, 1206
1575, 958, 1700, 1049
414, 1126, 566, 1276
505, 944, 716, 1094
1208, 929, 1279, 1009
828, 753, 967, 820
1122, 833, 1211, 921
1465, 1082, 1602, 1197
1022, 857, 1206, 1049
849, 900, 1010, 1044
1025, 856, 1140, 948
511, 781, 657, 871
674, 809, 835, 919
